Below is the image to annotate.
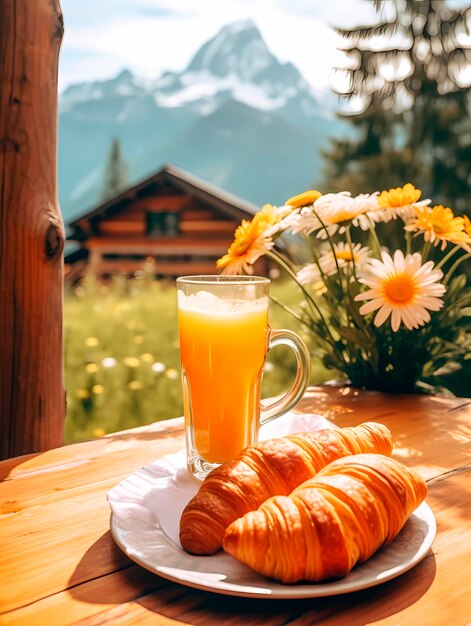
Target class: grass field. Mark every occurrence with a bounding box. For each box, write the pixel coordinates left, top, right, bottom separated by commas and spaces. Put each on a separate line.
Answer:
64, 275, 332, 443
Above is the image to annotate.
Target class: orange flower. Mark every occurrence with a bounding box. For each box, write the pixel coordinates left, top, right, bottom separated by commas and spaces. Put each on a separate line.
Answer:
378, 183, 422, 208
374, 183, 429, 222
463, 215, 471, 238
285, 189, 322, 209
216, 205, 279, 274
405, 205, 468, 250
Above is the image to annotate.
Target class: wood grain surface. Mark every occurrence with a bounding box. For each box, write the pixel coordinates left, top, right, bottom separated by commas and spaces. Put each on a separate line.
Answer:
0, 387, 470, 625
0, 0, 66, 459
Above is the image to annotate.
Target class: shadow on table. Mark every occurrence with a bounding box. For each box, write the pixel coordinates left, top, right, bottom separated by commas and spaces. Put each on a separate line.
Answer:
0, 451, 45, 483
136, 554, 437, 625
68, 530, 437, 625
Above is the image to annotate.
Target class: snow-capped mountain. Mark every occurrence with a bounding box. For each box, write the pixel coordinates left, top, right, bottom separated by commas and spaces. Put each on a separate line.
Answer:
58, 20, 344, 220
151, 20, 322, 118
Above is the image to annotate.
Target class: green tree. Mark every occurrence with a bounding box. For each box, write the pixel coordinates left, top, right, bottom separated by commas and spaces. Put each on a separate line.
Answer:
323, 0, 471, 211
100, 137, 129, 202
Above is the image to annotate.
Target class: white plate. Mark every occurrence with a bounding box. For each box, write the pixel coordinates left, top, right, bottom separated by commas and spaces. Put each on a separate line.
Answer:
109, 462, 436, 599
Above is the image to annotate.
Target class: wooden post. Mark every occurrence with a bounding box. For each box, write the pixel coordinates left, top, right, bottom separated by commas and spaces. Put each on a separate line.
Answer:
0, 0, 66, 458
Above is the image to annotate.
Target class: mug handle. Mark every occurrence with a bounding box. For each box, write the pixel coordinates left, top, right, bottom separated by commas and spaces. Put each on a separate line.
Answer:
260, 328, 311, 425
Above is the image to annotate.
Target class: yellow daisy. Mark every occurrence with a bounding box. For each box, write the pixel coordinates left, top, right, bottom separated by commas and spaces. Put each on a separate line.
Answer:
253, 203, 292, 235
462, 215, 471, 239
375, 183, 430, 222
355, 250, 446, 332
404, 205, 468, 250
216, 205, 278, 274
286, 189, 322, 209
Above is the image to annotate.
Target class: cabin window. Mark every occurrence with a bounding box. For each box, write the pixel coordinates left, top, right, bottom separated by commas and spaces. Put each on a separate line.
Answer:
146, 211, 180, 236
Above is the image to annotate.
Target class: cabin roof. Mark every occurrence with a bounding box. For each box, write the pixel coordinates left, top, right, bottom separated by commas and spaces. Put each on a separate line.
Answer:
68, 164, 259, 240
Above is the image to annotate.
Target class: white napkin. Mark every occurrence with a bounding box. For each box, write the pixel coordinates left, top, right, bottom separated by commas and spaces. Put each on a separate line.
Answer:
108, 411, 336, 547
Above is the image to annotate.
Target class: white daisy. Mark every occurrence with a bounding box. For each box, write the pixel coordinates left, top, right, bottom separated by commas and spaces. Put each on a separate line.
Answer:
310, 192, 379, 239
296, 243, 371, 285
320, 242, 372, 276
296, 263, 322, 285
268, 207, 302, 237
354, 250, 446, 332
285, 206, 322, 236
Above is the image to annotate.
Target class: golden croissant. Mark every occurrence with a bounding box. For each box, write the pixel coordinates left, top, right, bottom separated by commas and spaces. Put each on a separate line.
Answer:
223, 453, 427, 583
180, 422, 392, 555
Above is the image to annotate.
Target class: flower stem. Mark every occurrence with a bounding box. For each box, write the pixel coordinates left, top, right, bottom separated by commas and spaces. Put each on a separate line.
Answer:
435, 245, 461, 270
421, 240, 431, 261
266, 249, 348, 365
443, 252, 471, 285
302, 233, 328, 284
311, 209, 343, 281
266, 249, 325, 322
345, 226, 357, 276
268, 295, 305, 324
405, 230, 412, 255
366, 216, 381, 256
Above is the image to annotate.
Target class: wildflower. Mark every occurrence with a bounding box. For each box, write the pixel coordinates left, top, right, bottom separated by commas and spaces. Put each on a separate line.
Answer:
216, 205, 278, 274
123, 357, 140, 368
270, 207, 304, 236
85, 363, 99, 373
140, 353, 154, 362
287, 205, 322, 236
292, 192, 379, 238
93, 427, 106, 437
128, 381, 143, 390
297, 263, 322, 285
375, 183, 430, 222
76, 389, 90, 399
285, 189, 322, 209
297, 243, 371, 284
463, 215, 471, 238
165, 368, 179, 380
152, 362, 166, 373
133, 335, 143, 344
355, 251, 446, 332
91, 384, 104, 394
85, 337, 99, 347
320, 242, 371, 276
101, 357, 117, 368
405, 205, 468, 250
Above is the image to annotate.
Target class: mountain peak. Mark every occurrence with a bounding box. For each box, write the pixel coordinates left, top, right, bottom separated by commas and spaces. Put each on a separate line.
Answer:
152, 19, 317, 114
221, 19, 259, 35
186, 19, 272, 80
116, 69, 134, 83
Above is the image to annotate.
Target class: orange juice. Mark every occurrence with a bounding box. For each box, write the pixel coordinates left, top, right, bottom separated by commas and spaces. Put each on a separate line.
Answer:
178, 292, 268, 464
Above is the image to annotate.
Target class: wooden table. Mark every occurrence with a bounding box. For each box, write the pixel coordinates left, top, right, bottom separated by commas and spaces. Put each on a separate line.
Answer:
0, 387, 470, 625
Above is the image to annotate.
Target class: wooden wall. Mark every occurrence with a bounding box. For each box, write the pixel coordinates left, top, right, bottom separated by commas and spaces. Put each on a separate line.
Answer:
67, 190, 245, 279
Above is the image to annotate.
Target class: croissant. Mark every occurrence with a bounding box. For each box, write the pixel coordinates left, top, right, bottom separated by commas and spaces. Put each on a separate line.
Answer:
180, 422, 392, 555
223, 453, 427, 583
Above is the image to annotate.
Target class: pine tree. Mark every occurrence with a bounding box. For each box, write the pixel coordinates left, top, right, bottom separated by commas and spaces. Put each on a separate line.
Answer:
323, 0, 471, 211
100, 137, 129, 202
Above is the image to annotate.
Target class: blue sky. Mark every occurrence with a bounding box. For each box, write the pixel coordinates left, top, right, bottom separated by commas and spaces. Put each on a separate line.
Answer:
58, 0, 384, 93
58, 0, 471, 95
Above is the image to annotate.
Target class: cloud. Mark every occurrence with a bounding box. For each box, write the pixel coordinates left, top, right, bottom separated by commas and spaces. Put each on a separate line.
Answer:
58, 0, 369, 93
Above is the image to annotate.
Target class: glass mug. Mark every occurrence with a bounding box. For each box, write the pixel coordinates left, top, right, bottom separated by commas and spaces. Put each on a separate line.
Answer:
177, 275, 311, 480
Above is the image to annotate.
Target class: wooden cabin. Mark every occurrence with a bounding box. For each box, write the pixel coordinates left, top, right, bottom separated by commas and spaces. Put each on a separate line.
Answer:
65, 164, 263, 281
